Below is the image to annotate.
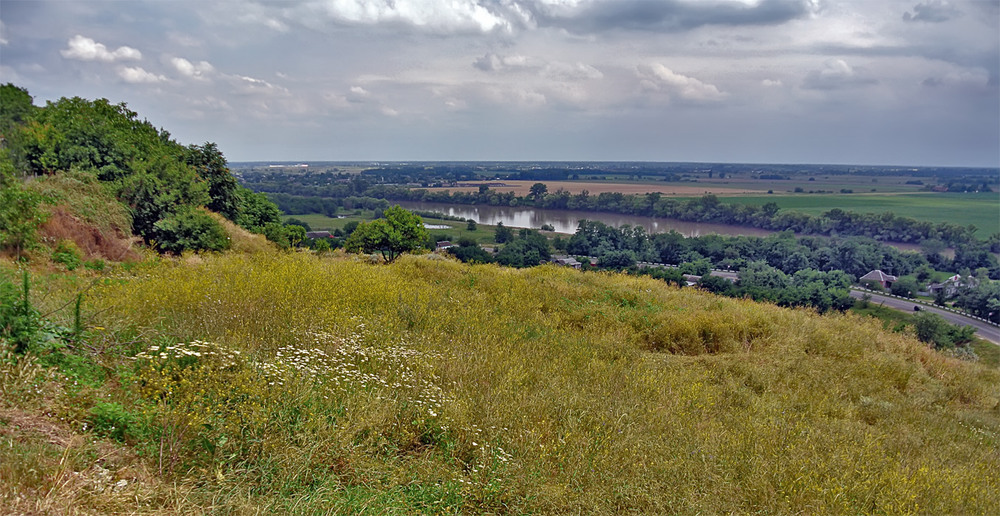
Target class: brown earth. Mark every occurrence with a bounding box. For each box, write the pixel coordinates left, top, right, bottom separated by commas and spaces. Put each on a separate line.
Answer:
39, 206, 141, 262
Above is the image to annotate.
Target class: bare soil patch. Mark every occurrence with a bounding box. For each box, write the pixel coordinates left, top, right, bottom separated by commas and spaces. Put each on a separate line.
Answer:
39, 207, 140, 262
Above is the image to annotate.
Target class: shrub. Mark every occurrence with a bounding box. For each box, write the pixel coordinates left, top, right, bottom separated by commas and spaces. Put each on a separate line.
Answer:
0, 271, 39, 353
51, 239, 82, 270
89, 402, 143, 442
153, 206, 230, 254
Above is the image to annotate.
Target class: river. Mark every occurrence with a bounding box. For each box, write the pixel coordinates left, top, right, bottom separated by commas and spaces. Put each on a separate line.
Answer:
397, 201, 775, 238
397, 200, 934, 254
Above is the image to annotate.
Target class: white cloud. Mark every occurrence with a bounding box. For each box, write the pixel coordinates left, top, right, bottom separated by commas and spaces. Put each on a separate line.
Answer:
170, 57, 215, 79
231, 74, 289, 96
0, 20, 8, 46
61, 35, 141, 62
473, 53, 536, 72
637, 64, 727, 102
118, 66, 167, 83
762, 79, 783, 87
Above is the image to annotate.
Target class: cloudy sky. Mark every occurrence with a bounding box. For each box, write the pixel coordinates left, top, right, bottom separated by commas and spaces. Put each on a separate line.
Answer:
1, 0, 997, 166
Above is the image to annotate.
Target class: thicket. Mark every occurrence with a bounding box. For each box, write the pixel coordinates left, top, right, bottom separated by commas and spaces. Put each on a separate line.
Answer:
0, 83, 289, 255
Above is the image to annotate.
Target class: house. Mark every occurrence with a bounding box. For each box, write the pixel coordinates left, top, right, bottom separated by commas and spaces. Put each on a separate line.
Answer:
859, 270, 898, 289
435, 241, 455, 250
928, 274, 968, 297
305, 231, 332, 239
551, 257, 582, 269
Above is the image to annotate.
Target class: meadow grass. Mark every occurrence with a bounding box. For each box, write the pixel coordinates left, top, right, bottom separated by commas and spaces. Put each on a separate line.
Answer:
2, 251, 999, 514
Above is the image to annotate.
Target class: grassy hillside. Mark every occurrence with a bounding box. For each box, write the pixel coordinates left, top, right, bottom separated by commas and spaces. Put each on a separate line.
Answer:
2, 251, 998, 514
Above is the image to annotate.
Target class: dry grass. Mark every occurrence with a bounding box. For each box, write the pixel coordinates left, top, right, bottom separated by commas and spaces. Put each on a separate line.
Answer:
207, 212, 274, 254
2, 252, 998, 514
424, 179, 766, 196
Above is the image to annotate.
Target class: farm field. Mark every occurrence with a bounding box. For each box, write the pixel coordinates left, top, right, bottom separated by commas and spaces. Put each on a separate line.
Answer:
678, 175, 928, 194
422, 179, 766, 196
722, 192, 999, 235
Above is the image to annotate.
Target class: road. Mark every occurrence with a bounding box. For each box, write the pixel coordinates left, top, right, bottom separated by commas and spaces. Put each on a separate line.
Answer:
850, 290, 1000, 344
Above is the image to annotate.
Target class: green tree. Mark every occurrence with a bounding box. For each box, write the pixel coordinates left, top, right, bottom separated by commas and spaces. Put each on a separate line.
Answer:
598, 249, 637, 269
0, 83, 36, 134
494, 221, 514, 243
185, 142, 241, 221
913, 313, 974, 350
466, 219, 477, 231
344, 206, 428, 263
529, 182, 548, 201
285, 224, 307, 248
890, 276, 920, 298
235, 189, 282, 231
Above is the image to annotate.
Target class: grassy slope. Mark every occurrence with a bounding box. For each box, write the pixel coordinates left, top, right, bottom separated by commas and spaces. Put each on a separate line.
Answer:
2, 252, 999, 514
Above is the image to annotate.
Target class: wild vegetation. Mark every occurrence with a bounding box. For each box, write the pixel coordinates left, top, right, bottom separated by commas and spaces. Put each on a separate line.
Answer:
3, 252, 1000, 514
0, 84, 298, 258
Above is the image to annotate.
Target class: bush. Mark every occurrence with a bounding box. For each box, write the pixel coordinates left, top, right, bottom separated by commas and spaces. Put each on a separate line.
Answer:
0, 272, 39, 353
89, 402, 144, 442
51, 240, 82, 270
153, 206, 230, 253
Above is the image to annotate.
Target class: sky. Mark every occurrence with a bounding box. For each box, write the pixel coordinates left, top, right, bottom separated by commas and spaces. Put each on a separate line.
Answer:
0, 0, 997, 167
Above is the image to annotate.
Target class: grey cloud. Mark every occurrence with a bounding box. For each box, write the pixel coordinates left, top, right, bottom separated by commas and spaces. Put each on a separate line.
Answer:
801, 59, 878, 90
245, 0, 817, 36
473, 52, 536, 72
534, 0, 818, 34
902, 1, 960, 23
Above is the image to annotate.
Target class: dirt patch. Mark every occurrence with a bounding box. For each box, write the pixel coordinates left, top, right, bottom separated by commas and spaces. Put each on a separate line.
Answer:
0, 408, 76, 448
422, 180, 765, 196
39, 207, 140, 262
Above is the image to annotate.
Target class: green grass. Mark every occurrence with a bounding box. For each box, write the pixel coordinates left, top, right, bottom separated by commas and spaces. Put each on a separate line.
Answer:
720, 192, 999, 235
851, 301, 998, 368
3, 252, 999, 514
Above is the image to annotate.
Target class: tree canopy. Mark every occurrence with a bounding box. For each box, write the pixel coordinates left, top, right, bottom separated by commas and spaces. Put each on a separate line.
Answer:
0, 83, 284, 254
344, 205, 429, 263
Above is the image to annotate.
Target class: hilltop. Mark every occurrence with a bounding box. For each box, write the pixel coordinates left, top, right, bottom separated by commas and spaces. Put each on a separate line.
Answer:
2, 250, 999, 514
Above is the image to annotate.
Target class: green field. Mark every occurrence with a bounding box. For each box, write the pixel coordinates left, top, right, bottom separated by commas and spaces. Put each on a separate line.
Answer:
719, 192, 999, 235
284, 212, 507, 245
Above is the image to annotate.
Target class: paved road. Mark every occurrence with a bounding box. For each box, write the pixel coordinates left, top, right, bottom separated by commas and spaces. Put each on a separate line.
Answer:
850, 290, 1000, 345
